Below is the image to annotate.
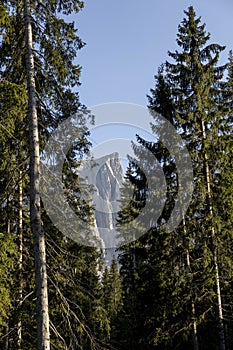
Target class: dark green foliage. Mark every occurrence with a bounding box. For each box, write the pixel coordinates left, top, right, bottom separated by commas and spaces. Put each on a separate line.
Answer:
0, 1, 110, 349
101, 258, 123, 346
0, 233, 18, 331
117, 6, 233, 350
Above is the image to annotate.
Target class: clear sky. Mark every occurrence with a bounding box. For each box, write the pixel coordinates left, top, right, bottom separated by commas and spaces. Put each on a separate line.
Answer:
74, 0, 233, 108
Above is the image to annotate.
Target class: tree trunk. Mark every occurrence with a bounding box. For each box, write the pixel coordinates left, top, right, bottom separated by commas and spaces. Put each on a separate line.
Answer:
4, 323, 9, 350
17, 169, 23, 350
24, 1, 50, 349
183, 218, 199, 350
201, 119, 226, 350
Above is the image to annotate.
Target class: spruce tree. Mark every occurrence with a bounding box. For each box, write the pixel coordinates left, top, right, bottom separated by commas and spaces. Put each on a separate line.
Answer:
146, 6, 232, 349
0, 80, 28, 348
118, 6, 232, 350
164, 7, 228, 349
101, 257, 123, 346
0, 1, 99, 349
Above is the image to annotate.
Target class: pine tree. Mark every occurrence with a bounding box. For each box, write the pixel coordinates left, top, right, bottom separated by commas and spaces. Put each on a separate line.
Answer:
24, 1, 50, 347
214, 51, 233, 350
147, 64, 202, 350
101, 257, 123, 346
0, 233, 18, 333
117, 160, 165, 350
118, 142, 195, 349
118, 6, 232, 350
0, 1, 98, 349
146, 6, 232, 349
164, 7, 228, 349
0, 80, 28, 348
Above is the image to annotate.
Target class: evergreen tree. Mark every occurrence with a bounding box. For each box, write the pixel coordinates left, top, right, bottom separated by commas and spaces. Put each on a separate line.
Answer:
0, 1, 106, 349
101, 257, 123, 346
118, 6, 232, 350
0, 80, 29, 348
163, 7, 229, 349
214, 51, 233, 350
147, 6, 232, 349
0, 233, 18, 334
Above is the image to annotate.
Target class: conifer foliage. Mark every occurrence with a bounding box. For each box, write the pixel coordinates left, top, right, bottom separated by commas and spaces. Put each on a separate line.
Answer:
117, 6, 233, 350
0, 1, 108, 349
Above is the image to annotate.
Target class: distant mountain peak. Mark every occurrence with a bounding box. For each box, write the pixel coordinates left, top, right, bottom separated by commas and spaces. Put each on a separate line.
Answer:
79, 152, 125, 265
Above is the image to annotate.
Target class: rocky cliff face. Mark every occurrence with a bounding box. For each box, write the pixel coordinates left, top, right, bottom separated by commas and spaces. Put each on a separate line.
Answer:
79, 152, 124, 265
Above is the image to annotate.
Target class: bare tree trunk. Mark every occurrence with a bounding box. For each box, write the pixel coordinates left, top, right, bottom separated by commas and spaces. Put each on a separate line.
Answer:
24, 1, 50, 349
201, 119, 226, 350
186, 249, 199, 350
17, 169, 23, 350
183, 217, 199, 350
191, 301, 199, 350
3, 201, 11, 350
4, 323, 9, 350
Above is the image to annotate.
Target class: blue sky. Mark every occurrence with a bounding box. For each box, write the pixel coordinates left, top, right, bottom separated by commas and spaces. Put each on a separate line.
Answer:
75, 0, 233, 108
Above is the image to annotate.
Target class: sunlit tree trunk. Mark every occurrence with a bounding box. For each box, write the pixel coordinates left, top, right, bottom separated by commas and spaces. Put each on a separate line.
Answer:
17, 168, 23, 350
201, 119, 226, 350
183, 217, 199, 350
24, 0, 50, 348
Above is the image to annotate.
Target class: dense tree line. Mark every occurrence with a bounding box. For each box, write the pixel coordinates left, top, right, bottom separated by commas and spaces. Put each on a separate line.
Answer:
0, 3, 232, 350
116, 6, 233, 350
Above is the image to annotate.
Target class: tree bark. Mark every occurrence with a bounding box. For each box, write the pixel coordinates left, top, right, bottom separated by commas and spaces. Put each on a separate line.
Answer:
201, 119, 226, 350
17, 169, 23, 350
183, 217, 199, 350
4, 323, 9, 350
24, 1, 50, 349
